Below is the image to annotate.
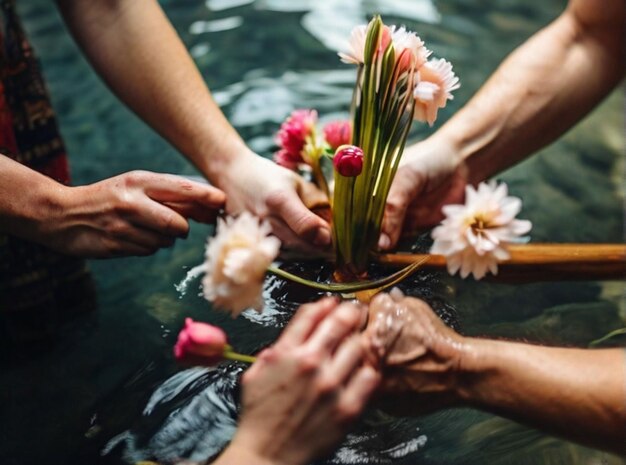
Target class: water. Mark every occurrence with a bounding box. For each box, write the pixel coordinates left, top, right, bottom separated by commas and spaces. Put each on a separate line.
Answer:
1, 0, 624, 464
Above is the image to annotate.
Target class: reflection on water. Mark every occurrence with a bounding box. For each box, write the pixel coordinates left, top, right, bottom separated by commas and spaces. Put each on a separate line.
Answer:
1, 0, 623, 464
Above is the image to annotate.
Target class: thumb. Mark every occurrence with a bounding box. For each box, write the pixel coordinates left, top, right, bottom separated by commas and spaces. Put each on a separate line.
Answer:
380, 187, 411, 251
266, 189, 331, 247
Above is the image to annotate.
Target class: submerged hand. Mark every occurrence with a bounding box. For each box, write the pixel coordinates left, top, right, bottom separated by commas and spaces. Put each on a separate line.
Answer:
380, 138, 466, 250
219, 298, 379, 465
217, 150, 331, 255
363, 293, 465, 416
41, 171, 225, 258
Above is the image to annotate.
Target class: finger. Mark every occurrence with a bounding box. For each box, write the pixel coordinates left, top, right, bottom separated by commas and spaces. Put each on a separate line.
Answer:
96, 237, 161, 258
113, 224, 177, 250
380, 188, 411, 251
163, 201, 220, 224
143, 174, 226, 209
127, 198, 190, 238
324, 336, 365, 387
336, 365, 380, 422
266, 217, 329, 256
266, 190, 331, 247
275, 297, 340, 349
305, 302, 364, 356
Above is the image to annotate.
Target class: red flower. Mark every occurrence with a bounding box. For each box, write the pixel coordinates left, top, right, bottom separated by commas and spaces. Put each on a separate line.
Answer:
174, 318, 228, 366
333, 145, 364, 177
323, 121, 352, 151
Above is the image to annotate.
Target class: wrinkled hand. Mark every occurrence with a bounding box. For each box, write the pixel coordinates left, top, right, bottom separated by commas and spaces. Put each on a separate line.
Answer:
379, 138, 466, 250
225, 298, 379, 465
217, 150, 331, 255
363, 293, 465, 416
42, 170, 225, 258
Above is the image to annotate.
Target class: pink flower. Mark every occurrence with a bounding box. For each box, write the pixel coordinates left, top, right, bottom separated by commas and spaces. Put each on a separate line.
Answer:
431, 182, 532, 280
174, 318, 227, 366
273, 149, 300, 170
333, 145, 364, 177
413, 58, 460, 126
323, 121, 352, 150
275, 109, 318, 166
390, 26, 431, 70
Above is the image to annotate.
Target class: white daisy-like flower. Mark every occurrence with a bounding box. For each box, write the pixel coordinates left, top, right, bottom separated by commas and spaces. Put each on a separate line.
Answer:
338, 25, 367, 65
390, 25, 431, 69
431, 182, 532, 280
413, 58, 460, 126
202, 212, 281, 316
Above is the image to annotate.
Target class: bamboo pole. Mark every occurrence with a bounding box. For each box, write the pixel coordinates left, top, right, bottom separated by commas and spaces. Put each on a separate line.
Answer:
373, 243, 626, 282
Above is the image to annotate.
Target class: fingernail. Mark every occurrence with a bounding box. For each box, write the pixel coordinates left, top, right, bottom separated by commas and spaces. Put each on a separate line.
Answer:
313, 227, 331, 247
378, 234, 390, 250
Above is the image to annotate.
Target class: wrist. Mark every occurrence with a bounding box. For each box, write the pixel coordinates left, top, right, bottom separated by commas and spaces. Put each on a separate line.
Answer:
3, 172, 68, 239
203, 144, 256, 189
454, 337, 502, 407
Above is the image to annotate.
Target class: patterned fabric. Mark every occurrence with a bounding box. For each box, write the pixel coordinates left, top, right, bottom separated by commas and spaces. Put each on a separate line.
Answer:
0, 0, 96, 344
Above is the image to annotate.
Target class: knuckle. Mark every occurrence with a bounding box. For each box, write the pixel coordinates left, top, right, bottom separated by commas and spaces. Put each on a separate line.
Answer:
315, 375, 339, 396
123, 170, 148, 187
265, 190, 289, 210
294, 350, 320, 374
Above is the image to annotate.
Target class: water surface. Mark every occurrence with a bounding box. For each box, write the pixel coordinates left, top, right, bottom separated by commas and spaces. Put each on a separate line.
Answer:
1, 1, 624, 464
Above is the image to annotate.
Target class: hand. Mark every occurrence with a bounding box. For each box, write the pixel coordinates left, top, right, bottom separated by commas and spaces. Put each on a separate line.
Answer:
379, 137, 466, 250
40, 170, 225, 258
220, 298, 379, 465
363, 293, 466, 416
216, 150, 331, 254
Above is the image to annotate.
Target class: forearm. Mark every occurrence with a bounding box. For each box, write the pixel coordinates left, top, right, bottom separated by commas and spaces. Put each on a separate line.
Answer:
55, 0, 250, 183
457, 339, 626, 454
436, 0, 624, 184
0, 155, 64, 240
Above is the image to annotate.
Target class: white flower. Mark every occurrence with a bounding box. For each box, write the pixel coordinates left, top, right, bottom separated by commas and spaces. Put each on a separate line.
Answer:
413, 58, 460, 126
431, 182, 532, 280
339, 25, 367, 65
202, 212, 281, 316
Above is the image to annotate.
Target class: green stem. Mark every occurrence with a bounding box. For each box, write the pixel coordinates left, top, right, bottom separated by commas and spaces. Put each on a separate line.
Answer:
267, 259, 426, 293
589, 327, 626, 347
224, 349, 257, 364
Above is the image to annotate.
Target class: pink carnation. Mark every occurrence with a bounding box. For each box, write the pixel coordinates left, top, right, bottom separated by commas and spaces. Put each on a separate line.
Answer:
323, 121, 352, 150
413, 58, 460, 126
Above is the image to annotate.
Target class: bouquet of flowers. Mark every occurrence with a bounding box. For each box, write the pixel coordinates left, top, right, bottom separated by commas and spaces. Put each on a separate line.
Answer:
273, 16, 460, 279
186, 15, 531, 318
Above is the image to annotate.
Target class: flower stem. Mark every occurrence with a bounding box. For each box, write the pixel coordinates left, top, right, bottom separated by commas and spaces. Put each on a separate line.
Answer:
267, 258, 426, 293
224, 349, 257, 364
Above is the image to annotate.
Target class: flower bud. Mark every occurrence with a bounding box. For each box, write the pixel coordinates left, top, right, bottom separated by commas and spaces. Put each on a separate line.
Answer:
333, 145, 364, 177
174, 318, 228, 366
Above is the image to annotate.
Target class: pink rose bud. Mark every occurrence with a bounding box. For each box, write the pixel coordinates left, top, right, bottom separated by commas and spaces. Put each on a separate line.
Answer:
174, 318, 228, 366
323, 120, 352, 150
333, 145, 364, 177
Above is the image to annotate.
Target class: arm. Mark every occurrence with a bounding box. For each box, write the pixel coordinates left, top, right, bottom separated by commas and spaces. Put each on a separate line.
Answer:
0, 155, 225, 257
381, 0, 625, 248
459, 339, 625, 455
214, 298, 379, 465
365, 295, 626, 455
54, 0, 331, 251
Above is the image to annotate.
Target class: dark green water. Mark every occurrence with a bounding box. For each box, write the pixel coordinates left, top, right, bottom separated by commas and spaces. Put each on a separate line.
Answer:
1, 0, 624, 464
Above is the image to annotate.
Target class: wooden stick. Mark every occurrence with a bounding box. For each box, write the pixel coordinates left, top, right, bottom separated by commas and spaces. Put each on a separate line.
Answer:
374, 244, 626, 282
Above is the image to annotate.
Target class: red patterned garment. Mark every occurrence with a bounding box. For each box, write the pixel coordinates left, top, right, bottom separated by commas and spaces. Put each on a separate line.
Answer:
0, 0, 96, 345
